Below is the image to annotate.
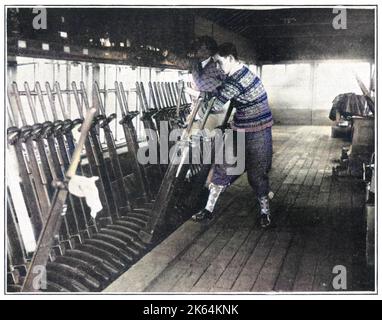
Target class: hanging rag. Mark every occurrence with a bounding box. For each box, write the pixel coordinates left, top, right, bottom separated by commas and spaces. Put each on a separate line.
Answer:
68, 175, 103, 218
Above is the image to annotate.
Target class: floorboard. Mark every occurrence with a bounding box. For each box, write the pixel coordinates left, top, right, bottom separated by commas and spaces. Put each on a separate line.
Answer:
105, 125, 374, 293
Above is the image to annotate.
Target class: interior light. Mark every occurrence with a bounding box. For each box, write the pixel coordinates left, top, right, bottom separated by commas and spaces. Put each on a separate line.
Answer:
59, 31, 68, 38
18, 40, 27, 48
104, 38, 111, 47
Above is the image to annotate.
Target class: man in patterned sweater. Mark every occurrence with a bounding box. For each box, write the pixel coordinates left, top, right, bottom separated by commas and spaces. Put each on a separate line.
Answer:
192, 42, 274, 228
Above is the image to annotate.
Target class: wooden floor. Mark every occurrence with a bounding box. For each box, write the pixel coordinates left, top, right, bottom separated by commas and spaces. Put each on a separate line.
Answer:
106, 126, 374, 293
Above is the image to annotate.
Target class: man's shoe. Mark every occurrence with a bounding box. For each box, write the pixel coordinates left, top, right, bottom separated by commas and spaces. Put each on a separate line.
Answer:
260, 214, 271, 228
192, 209, 213, 222
258, 196, 271, 228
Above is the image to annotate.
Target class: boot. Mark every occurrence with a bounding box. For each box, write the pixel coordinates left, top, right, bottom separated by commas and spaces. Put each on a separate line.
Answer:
192, 183, 225, 222
192, 208, 214, 221
259, 196, 271, 228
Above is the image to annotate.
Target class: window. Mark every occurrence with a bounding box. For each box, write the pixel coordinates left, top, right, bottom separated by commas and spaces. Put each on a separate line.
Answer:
262, 63, 311, 110
314, 60, 371, 109
7, 57, 187, 144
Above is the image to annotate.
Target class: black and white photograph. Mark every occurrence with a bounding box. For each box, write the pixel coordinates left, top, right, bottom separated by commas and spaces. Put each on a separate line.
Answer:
2, 1, 379, 302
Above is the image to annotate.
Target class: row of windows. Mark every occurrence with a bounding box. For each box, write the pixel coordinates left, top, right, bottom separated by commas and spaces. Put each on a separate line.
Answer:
8, 57, 373, 144
8, 57, 193, 143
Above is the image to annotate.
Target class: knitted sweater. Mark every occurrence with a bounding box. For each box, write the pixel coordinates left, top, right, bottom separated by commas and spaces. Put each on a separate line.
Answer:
212, 65, 273, 132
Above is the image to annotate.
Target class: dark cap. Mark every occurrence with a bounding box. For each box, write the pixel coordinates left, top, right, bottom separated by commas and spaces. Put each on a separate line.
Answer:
191, 36, 218, 55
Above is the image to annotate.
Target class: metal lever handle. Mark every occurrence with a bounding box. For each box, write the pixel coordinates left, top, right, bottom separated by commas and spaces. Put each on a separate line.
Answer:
66, 107, 97, 178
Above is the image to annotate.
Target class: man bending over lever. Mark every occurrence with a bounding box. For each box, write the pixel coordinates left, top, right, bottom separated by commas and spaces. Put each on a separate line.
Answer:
192, 43, 274, 228
162, 35, 225, 98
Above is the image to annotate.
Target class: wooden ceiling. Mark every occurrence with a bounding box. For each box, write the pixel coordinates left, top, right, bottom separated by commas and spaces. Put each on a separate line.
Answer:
7, 7, 375, 63
197, 7, 375, 61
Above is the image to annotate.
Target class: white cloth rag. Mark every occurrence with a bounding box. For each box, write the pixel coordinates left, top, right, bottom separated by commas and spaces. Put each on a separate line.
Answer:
68, 175, 103, 219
